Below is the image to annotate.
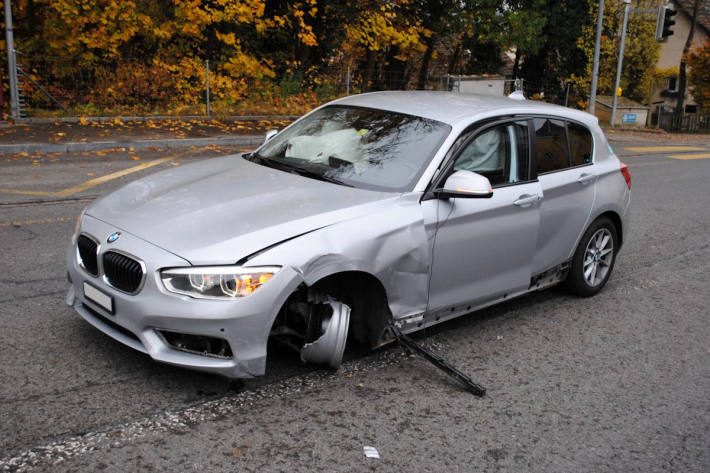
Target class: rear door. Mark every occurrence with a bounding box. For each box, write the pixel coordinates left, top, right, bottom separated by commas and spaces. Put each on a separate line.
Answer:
531, 118, 597, 275
424, 119, 542, 311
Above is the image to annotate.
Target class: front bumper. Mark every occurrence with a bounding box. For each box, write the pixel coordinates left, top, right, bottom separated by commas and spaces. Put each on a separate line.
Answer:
66, 214, 302, 378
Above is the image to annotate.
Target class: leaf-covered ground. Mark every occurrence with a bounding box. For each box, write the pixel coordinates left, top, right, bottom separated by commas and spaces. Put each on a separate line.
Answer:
0, 118, 296, 145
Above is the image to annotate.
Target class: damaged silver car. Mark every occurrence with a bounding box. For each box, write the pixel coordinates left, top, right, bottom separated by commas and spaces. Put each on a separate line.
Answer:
66, 91, 631, 378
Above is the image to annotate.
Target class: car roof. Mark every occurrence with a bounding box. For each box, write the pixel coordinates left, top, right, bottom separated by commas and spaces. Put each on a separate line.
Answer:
331, 91, 597, 128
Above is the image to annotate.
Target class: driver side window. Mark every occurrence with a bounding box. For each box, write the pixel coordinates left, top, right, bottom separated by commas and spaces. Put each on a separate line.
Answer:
453, 121, 530, 187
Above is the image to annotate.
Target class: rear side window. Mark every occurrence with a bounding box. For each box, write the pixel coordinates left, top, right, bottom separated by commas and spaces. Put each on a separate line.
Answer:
568, 123, 593, 166
534, 118, 569, 174
534, 118, 593, 174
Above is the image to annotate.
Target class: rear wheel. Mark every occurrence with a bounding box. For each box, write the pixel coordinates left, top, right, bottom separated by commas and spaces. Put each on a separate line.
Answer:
565, 217, 618, 297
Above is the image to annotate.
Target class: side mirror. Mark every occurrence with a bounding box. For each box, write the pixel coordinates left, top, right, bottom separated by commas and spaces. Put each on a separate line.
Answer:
435, 170, 493, 199
264, 129, 278, 143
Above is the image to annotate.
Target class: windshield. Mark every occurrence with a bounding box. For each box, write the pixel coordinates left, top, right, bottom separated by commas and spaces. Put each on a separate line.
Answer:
250, 105, 451, 192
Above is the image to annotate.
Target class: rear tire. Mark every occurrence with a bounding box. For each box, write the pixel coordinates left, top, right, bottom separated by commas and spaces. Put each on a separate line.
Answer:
565, 217, 618, 297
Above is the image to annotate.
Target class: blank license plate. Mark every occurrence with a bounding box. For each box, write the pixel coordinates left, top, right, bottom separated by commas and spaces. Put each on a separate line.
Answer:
83, 282, 114, 314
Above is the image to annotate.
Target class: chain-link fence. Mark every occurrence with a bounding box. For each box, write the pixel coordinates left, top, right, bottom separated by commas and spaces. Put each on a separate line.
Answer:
10, 54, 587, 118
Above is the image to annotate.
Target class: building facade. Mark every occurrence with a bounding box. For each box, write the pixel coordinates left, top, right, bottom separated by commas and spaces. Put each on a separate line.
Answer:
650, 0, 710, 126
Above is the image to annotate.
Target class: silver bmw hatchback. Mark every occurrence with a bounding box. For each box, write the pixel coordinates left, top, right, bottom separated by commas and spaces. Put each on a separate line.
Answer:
66, 91, 631, 378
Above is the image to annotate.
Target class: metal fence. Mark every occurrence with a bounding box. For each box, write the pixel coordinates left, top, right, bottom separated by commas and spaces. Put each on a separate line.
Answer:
668, 112, 710, 133
10, 55, 341, 117
9, 53, 587, 118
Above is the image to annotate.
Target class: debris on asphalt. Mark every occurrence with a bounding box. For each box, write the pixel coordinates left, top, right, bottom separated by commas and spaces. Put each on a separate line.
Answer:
363, 446, 380, 459
387, 323, 486, 397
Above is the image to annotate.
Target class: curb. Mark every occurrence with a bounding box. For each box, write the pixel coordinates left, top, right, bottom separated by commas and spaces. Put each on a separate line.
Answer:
0, 135, 264, 154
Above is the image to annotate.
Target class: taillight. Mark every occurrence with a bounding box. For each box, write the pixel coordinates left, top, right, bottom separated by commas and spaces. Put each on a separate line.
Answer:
620, 162, 631, 189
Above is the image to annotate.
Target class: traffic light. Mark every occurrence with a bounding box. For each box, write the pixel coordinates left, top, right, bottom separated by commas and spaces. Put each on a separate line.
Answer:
656, 6, 677, 41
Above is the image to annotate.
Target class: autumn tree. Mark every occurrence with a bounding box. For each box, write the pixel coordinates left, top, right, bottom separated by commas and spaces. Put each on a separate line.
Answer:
675, 0, 702, 121
257, 0, 331, 75
453, 1, 508, 76
2, 0, 638, 114
568, 0, 661, 107
522, 0, 594, 104
687, 40, 710, 111
502, 0, 548, 80
338, 0, 425, 90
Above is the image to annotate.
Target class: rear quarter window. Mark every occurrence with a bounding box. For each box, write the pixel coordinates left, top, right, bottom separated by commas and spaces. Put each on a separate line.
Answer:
568, 123, 593, 166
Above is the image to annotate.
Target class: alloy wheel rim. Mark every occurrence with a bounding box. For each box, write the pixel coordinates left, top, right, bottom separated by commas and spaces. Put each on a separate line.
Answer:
583, 228, 614, 287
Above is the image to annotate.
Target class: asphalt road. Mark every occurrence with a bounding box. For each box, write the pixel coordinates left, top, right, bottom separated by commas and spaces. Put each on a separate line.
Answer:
0, 136, 708, 472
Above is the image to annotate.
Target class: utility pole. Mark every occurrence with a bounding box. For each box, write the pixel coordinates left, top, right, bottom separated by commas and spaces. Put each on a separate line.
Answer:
611, 0, 631, 127
589, 0, 605, 115
346, 66, 351, 96
205, 59, 210, 116
4, 0, 20, 119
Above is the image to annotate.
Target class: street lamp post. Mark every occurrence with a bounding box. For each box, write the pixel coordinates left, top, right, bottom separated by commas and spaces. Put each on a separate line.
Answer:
611, 0, 632, 127
4, 0, 20, 119
589, 0, 605, 115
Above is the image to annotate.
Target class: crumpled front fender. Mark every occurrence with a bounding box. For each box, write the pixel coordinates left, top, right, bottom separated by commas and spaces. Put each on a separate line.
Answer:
246, 193, 430, 321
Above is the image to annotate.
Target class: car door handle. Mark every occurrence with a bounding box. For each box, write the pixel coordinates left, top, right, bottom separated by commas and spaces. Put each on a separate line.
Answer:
577, 173, 596, 185
513, 194, 541, 207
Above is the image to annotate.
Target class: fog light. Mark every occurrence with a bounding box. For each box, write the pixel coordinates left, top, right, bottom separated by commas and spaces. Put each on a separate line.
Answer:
156, 330, 233, 359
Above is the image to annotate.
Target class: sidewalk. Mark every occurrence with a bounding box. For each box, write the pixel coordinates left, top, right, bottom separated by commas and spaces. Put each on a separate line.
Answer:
0, 116, 297, 153
603, 127, 710, 145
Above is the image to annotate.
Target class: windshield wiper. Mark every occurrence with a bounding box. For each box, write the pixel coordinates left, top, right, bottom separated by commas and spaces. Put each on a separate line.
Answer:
290, 167, 354, 187
249, 154, 353, 187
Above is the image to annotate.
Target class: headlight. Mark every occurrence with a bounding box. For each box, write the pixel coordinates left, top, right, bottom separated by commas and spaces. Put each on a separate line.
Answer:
161, 266, 280, 300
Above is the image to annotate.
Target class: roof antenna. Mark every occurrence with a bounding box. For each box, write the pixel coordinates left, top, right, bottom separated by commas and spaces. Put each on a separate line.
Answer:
508, 78, 525, 101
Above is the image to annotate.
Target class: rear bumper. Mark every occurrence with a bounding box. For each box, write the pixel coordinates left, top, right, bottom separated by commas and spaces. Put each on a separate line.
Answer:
66, 215, 302, 378
618, 183, 631, 250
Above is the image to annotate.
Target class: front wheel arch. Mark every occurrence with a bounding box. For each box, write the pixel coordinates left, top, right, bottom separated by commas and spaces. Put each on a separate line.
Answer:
309, 271, 392, 347
268, 271, 392, 369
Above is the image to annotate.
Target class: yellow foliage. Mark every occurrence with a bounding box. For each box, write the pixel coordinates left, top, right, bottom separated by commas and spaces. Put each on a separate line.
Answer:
343, 2, 425, 56
11, 0, 459, 117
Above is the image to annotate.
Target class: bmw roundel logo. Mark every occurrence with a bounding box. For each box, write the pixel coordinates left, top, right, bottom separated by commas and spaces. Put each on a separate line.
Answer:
107, 232, 121, 243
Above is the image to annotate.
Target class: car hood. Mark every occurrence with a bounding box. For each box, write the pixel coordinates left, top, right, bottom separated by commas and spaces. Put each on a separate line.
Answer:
87, 155, 397, 264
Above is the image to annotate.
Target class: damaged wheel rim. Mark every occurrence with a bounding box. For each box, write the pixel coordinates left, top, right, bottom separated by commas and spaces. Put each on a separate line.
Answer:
300, 298, 351, 369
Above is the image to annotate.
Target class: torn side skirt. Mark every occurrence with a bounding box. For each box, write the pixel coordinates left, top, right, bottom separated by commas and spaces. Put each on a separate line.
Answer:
529, 261, 570, 290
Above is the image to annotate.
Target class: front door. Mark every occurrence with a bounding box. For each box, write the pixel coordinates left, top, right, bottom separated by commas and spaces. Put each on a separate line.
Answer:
425, 120, 542, 311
